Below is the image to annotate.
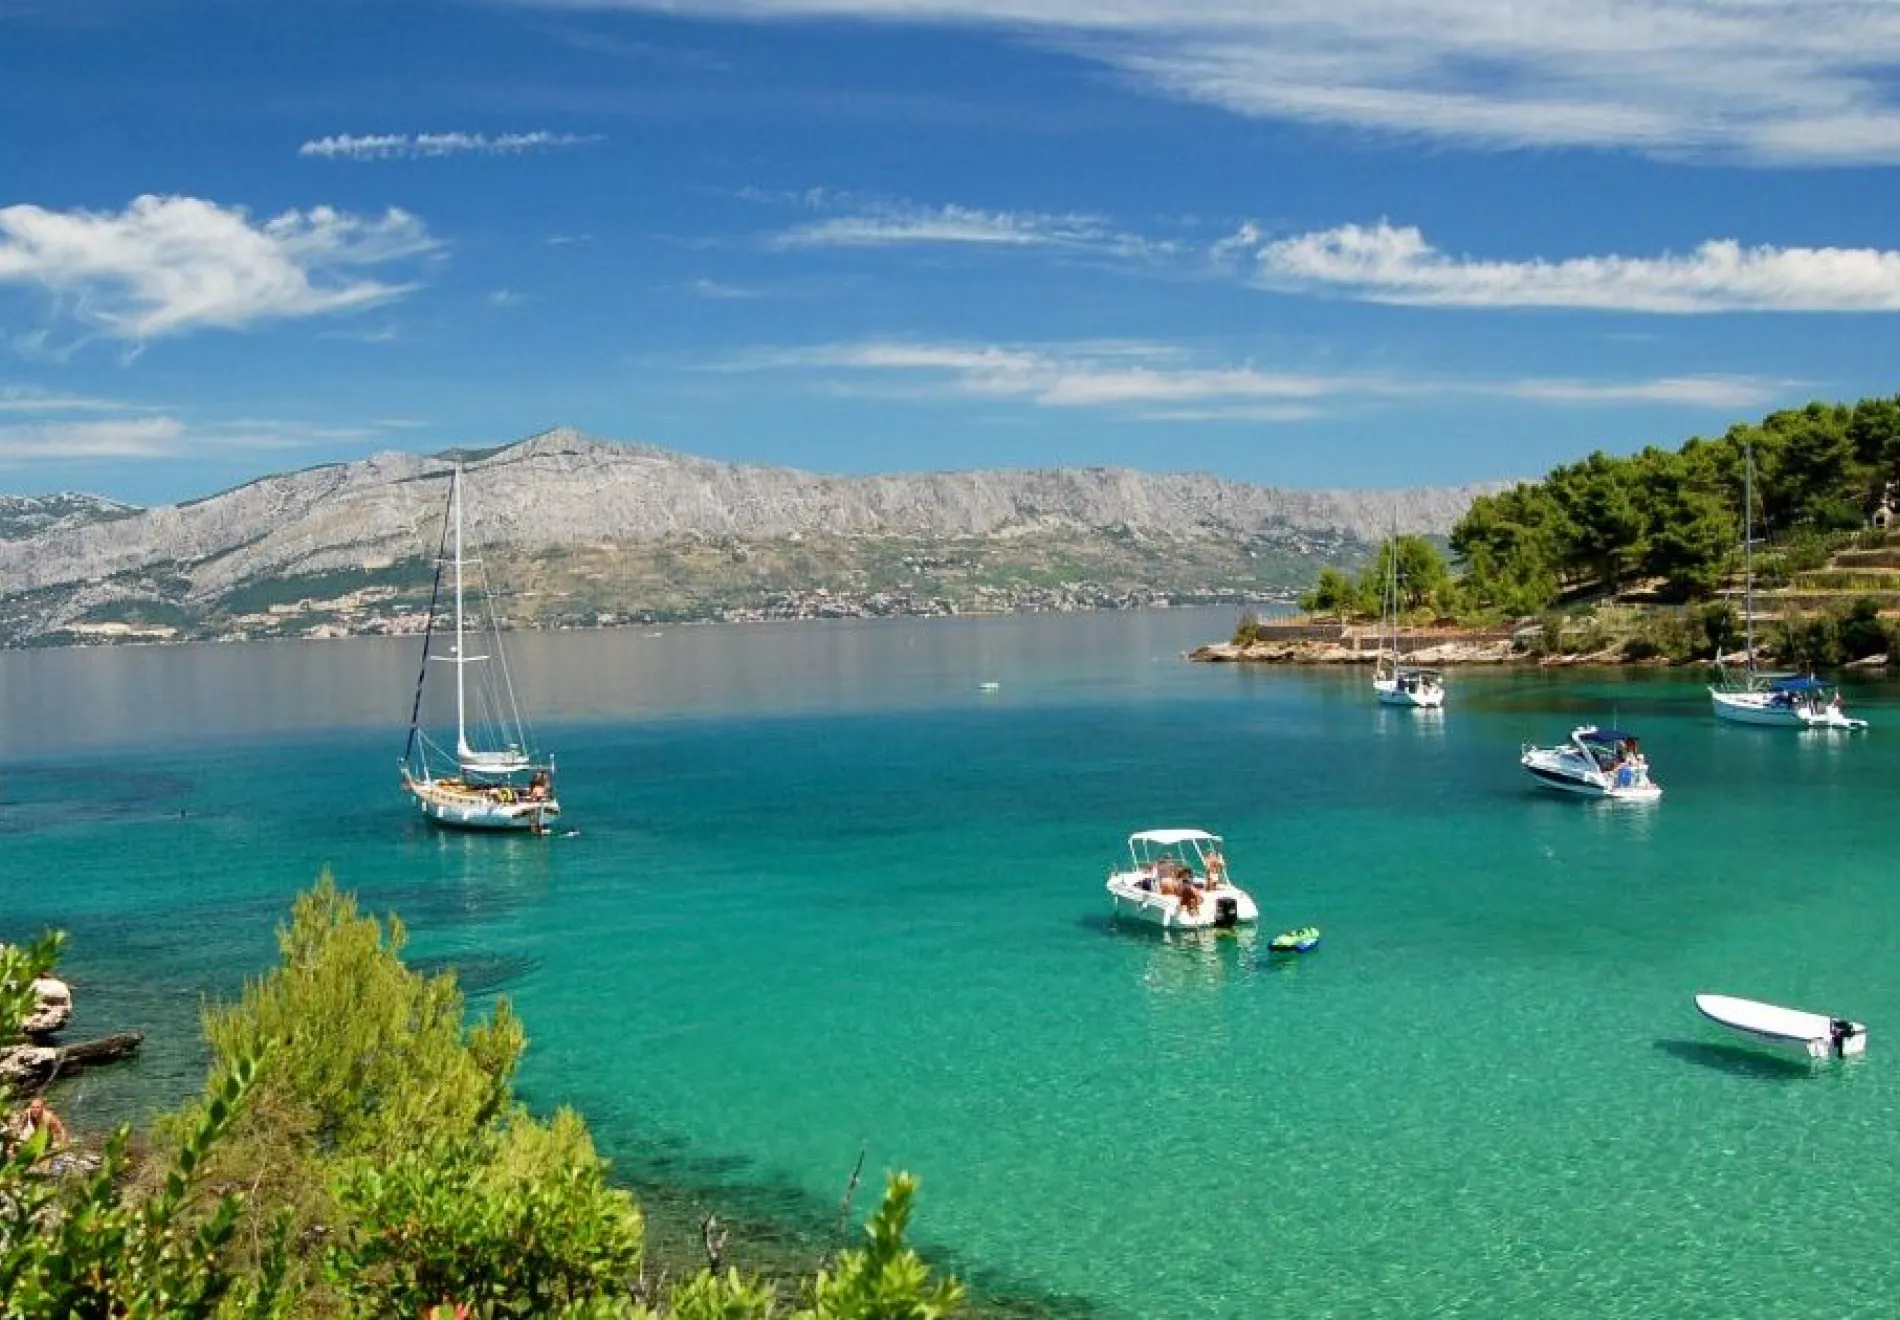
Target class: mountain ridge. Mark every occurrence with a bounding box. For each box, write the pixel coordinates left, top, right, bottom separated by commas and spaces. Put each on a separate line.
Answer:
0, 428, 1506, 645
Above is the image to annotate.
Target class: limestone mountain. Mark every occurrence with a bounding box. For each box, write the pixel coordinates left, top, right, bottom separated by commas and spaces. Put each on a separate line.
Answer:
0, 428, 1502, 645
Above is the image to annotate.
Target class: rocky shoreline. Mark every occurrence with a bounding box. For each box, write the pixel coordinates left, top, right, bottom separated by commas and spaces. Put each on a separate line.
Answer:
1189, 636, 1894, 670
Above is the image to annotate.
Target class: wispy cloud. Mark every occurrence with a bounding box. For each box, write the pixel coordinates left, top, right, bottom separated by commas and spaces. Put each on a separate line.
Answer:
774, 201, 1127, 251
0, 411, 403, 464
298, 131, 602, 160
537, 1, 1900, 165
0, 416, 186, 461
0, 385, 149, 414
689, 278, 765, 300
1244, 222, 1900, 313
731, 339, 1786, 415
0, 195, 436, 340
488, 288, 525, 308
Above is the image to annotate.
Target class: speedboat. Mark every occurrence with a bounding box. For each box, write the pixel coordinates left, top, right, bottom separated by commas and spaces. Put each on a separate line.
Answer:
1709, 674, 1868, 730
1374, 665, 1445, 709
1519, 726, 1661, 801
1696, 993, 1866, 1061
1106, 829, 1259, 931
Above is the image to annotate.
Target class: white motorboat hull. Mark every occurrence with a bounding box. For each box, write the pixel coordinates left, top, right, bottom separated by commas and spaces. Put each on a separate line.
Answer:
1374, 679, 1445, 709
1107, 875, 1258, 930
1519, 752, 1661, 801
1696, 993, 1867, 1060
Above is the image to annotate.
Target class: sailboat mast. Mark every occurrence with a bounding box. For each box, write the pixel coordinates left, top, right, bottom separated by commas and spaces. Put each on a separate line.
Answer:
452, 463, 468, 752
1743, 444, 1755, 668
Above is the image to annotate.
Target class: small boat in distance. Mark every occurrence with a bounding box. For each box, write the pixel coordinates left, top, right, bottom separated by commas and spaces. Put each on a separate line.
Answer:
1696, 993, 1867, 1061
1520, 727, 1662, 801
1371, 534, 1445, 709
1106, 829, 1259, 931
400, 463, 562, 834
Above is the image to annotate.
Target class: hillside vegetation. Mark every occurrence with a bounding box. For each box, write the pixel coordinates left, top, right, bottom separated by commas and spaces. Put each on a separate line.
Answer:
1286, 395, 1900, 667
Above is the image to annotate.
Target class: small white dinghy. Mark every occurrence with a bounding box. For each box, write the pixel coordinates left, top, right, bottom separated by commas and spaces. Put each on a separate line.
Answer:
1696, 993, 1867, 1061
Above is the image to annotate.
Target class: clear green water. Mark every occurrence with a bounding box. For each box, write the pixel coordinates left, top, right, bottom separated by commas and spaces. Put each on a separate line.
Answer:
4, 613, 1898, 1317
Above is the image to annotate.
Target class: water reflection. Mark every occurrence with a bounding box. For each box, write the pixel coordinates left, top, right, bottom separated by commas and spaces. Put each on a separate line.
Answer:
0, 608, 1243, 759
1118, 924, 1258, 996
1373, 706, 1445, 741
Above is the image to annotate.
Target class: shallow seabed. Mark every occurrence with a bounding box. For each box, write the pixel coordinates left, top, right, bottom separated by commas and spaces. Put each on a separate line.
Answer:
3, 613, 1897, 1317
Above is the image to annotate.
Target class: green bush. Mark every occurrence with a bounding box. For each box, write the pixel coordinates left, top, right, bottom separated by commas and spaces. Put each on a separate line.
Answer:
142, 876, 965, 1319
0, 931, 63, 1046
0, 1055, 285, 1319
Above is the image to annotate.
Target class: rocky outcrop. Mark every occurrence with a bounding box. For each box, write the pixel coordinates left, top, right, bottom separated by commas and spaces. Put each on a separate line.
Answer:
23, 976, 70, 1036
1192, 637, 1517, 665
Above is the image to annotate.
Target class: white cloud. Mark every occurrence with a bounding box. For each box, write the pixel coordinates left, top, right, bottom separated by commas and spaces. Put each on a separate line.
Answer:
488, 288, 525, 307
1248, 221, 1900, 312
0, 386, 146, 414
0, 416, 185, 461
298, 131, 602, 160
732, 338, 1783, 414
690, 278, 765, 299
536, 1, 1900, 164
0, 195, 437, 340
774, 201, 1122, 250
0, 409, 408, 464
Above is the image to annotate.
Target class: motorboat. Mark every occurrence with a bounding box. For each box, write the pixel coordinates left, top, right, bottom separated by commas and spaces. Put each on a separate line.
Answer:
1710, 674, 1867, 730
1696, 993, 1866, 1061
1106, 829, 1259, 931
1519, 726, 1661, 801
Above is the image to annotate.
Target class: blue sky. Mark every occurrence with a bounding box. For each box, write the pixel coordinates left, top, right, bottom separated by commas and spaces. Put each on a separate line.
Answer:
4, 0, 1900, 504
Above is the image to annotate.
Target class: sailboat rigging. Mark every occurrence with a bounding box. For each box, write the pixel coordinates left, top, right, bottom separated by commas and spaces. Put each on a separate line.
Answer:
1707, 442, 1865, 730
1371, 533, 1445, 709
400, 463, 564, 830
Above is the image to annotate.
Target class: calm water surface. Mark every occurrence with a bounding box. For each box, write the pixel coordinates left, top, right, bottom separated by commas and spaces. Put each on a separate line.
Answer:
2, 611, 1897, 1317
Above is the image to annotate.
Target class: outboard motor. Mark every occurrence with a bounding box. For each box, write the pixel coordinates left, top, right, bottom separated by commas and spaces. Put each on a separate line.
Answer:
1214, 897, 1239, 929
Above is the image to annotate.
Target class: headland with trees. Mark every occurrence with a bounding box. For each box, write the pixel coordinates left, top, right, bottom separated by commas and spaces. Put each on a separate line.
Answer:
1200, 394, 1900, 669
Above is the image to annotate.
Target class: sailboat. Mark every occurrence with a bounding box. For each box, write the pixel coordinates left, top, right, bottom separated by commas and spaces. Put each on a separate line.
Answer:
1371, 535, 1445, 708
400, 463, 563, 831
1707, 444, 1866, 730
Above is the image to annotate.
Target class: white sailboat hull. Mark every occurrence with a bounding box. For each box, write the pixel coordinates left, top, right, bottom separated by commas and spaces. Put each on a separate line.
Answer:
1709, 688, 1867, 729
405, 774, 560, 832
1374, 678, 1445, 708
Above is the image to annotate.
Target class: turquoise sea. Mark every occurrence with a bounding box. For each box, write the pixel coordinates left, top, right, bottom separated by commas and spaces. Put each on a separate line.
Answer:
3, 609, 1898, 1318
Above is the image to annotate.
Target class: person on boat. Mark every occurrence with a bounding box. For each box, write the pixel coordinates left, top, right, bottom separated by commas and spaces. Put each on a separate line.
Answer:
528, 770, 551, 801
1205, 849, 1227, 887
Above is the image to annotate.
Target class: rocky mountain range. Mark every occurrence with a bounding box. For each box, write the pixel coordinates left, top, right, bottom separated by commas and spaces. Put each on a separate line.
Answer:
0, 428, 1503, 646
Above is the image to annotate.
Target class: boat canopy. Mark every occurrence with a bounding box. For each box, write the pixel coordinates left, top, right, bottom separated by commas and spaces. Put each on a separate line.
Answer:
1129, 828, 1219, 846
1768, 675, 1827, 693
1576, 727, 1638, 745
1395, 666, 1442, 678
